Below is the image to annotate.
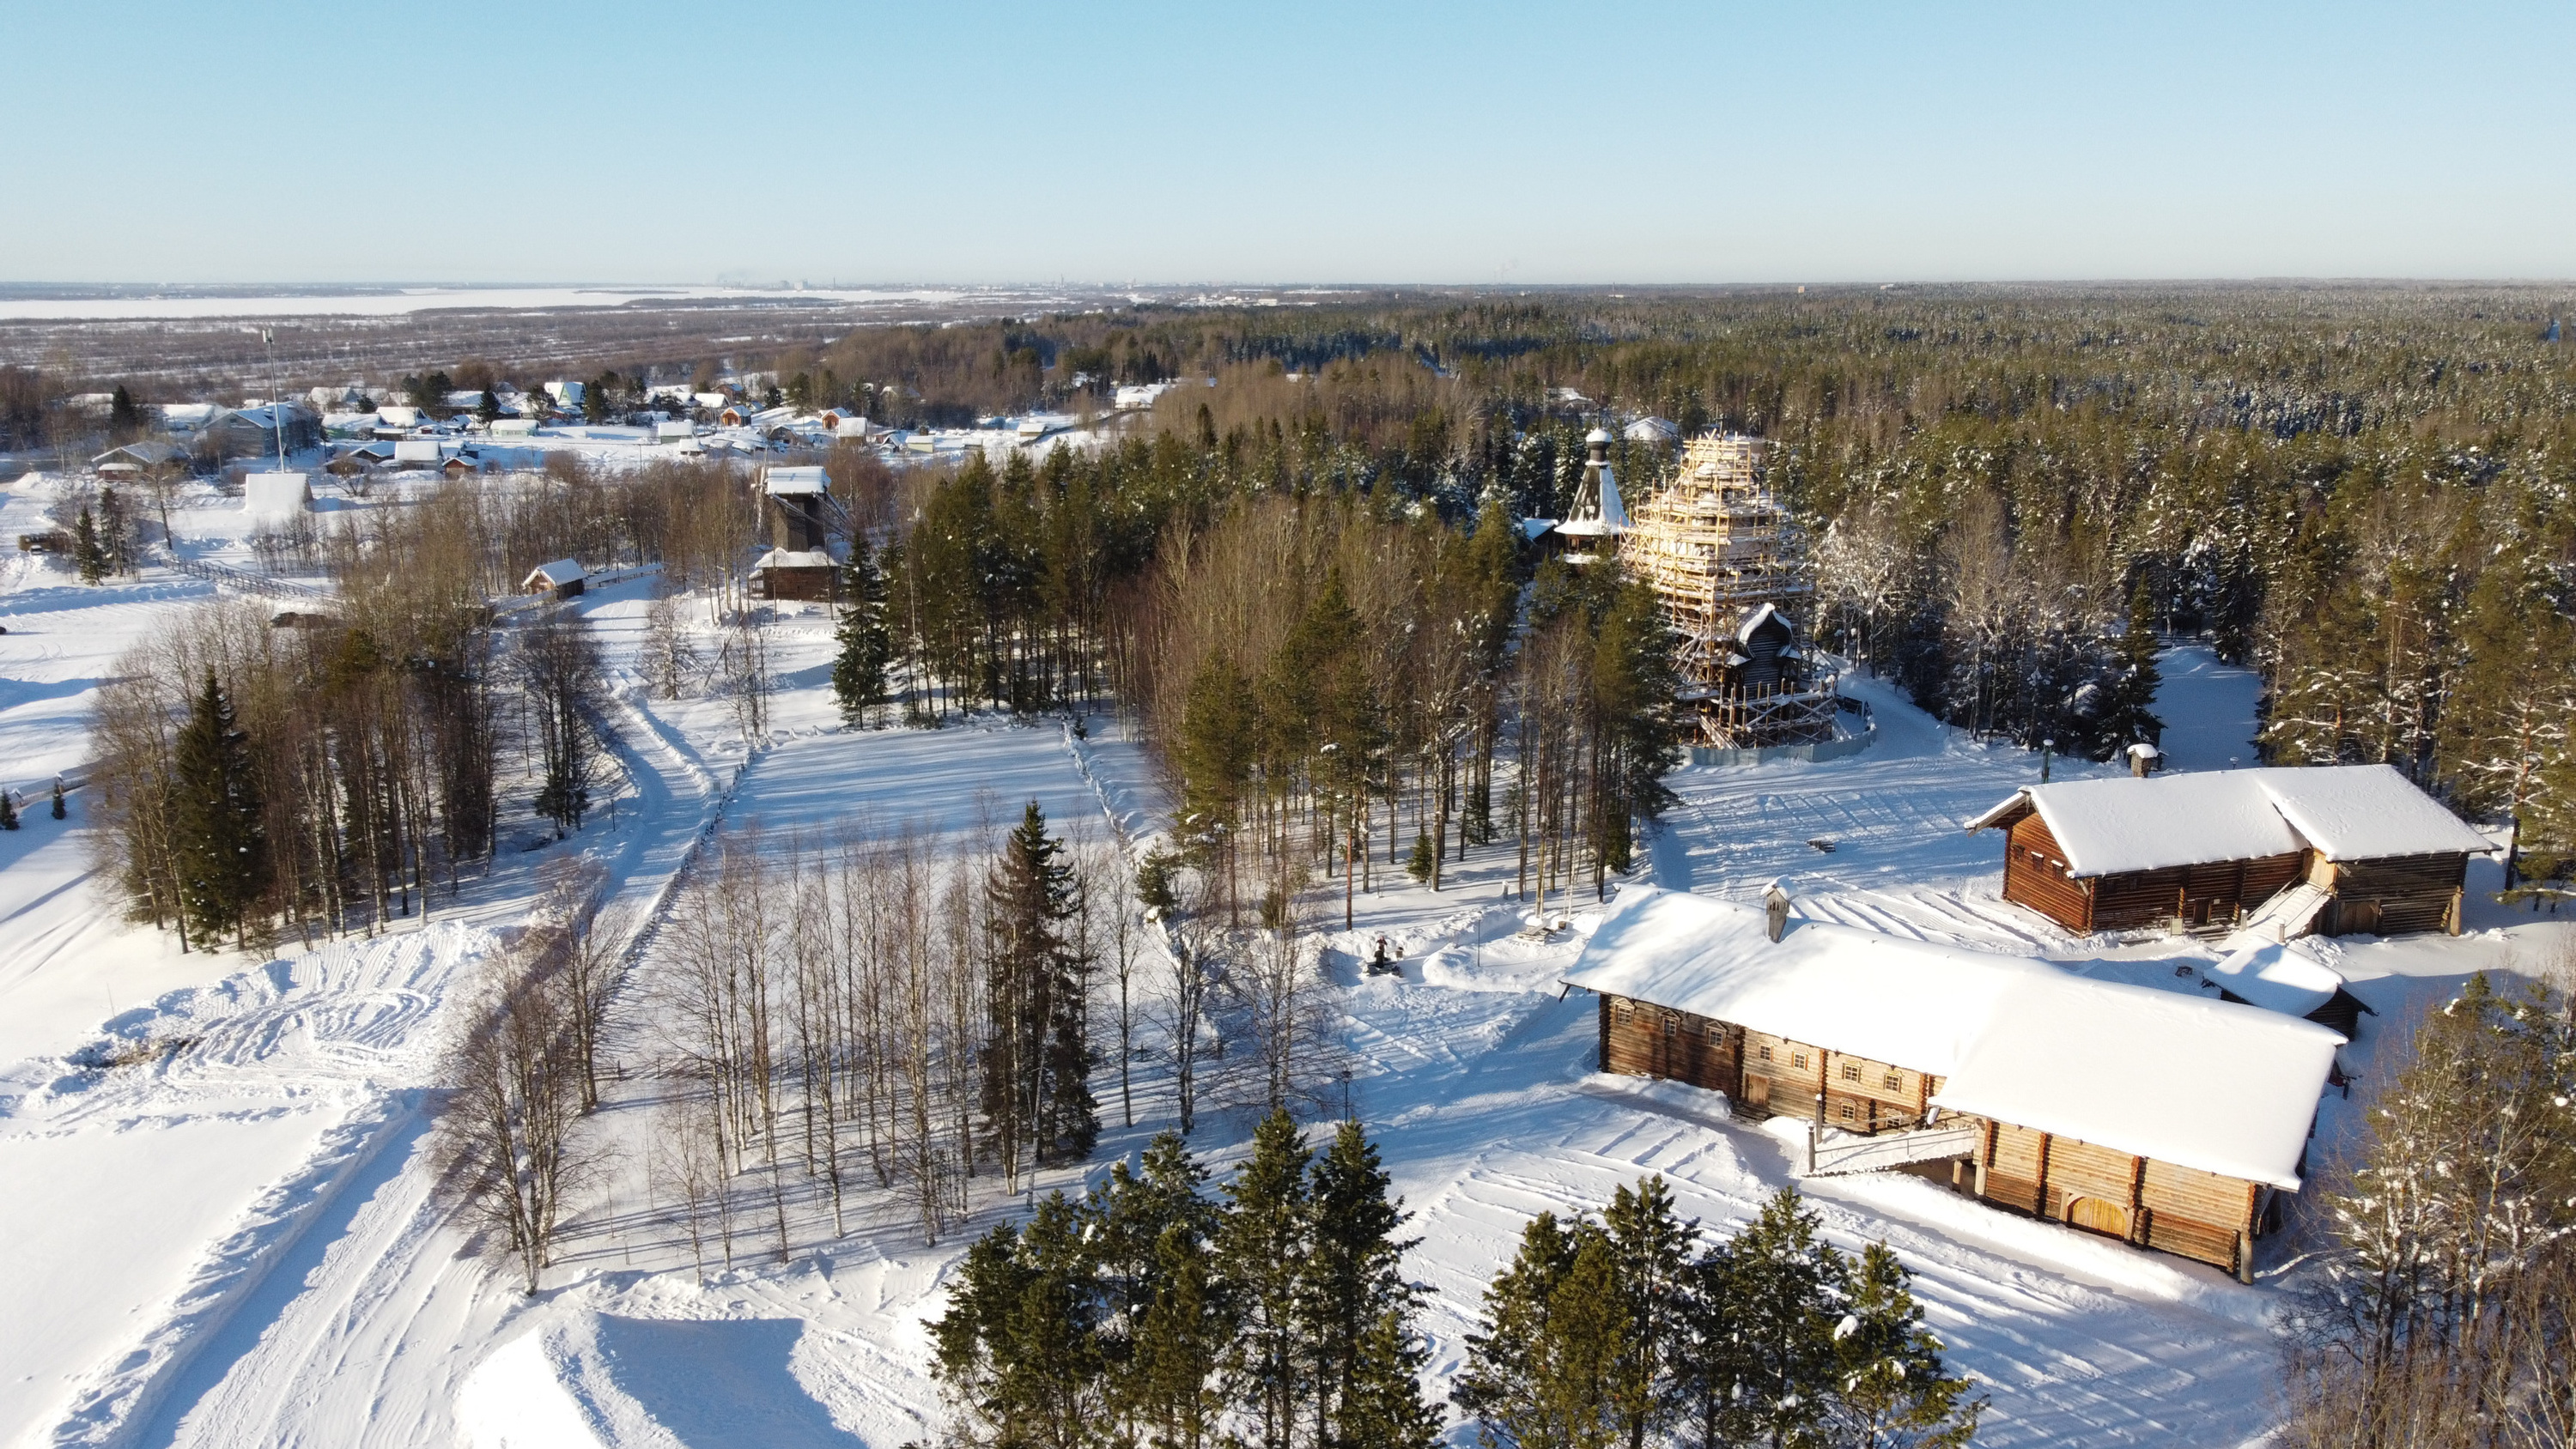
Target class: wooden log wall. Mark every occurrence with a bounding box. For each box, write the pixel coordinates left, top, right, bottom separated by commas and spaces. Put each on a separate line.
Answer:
2002, 814, 2092, 931
1595, 991, 2269, 1278
2323, 852, 2470, 937
2087, 851, 2302, 931
1965, 1118, 2261, 1277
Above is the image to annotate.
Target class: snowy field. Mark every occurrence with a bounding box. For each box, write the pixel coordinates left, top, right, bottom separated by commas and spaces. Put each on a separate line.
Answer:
0, 474, 2565, 1448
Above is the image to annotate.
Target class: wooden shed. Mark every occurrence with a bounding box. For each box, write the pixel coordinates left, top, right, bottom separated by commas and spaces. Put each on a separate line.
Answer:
750, 548, 838, 602
1565, 888, 2344, 1281
522, 559, 586, 601
1969, 765, 2493, 938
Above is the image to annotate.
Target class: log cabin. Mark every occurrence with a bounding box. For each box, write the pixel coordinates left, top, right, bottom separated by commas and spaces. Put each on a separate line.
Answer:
1968, 764, 2494, 938
1563, 888, 2344, 1280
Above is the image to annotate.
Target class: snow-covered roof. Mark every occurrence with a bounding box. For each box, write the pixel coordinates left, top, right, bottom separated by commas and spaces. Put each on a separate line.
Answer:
1967, 765, 2493, 876
94, 440, 187, 467
2203, 941, 2345, 1019
764, 465, 830, 496
751, 549, 835, 571
242, 470, 310, 522
2255, 765, 2493, 861
1521, 517, 1559, 541
523, 559, 584, 588
1623, 416, 1680, 443
1735, 601, 1791, 644
1562, 888, 2341, 1189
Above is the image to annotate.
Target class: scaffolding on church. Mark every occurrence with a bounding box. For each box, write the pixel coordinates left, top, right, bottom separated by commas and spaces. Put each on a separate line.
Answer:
1617, 433, 1840, 749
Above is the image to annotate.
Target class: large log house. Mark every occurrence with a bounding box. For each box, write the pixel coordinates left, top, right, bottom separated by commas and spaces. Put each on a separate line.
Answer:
1967, 764, 2494, 937
1563, 888, 2344, 1280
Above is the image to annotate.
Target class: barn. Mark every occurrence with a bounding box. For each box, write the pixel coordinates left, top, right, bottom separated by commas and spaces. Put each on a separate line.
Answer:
750, 548, 838, 602
1564, 887, 2343, 1280
522, 559, 586, 601
1968, 764, 2494, 937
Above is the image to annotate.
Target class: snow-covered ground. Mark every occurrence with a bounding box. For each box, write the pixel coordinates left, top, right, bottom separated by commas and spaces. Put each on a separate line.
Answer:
1, 484, 2564, 1449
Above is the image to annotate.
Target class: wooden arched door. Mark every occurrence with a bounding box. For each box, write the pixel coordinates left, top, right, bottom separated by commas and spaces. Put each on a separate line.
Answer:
2063, 1196, 2131, 1239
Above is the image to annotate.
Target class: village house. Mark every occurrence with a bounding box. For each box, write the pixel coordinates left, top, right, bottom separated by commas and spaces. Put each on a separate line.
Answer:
93, 440, 191, 482
1968, 764, 2494, 938
196, 403, 322, 464
1564, 887, 2343, 1280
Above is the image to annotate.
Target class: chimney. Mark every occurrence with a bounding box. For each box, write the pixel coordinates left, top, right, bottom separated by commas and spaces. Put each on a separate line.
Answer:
1763, 881, 1792, 943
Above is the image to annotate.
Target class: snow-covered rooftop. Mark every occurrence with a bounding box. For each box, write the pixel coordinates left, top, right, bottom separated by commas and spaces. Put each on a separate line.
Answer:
1562, 887, 2342, 1189
1966, 764, 2492, 876
2255, 764, 2494, 861
2202, 940, 2346, 1019
764, 465, 830, 496
751, 549, 834, 570
524, 559, 584, 588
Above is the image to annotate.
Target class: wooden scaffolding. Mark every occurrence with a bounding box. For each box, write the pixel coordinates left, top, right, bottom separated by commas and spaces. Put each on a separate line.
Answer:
1618, 433, 1839, 749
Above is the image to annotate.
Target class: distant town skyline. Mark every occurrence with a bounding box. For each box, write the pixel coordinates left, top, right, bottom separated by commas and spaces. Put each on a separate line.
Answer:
5, 0, 2570, 284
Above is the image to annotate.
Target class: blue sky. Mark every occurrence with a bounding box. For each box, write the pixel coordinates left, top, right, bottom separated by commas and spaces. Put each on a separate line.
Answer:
3, 1, 2567, 283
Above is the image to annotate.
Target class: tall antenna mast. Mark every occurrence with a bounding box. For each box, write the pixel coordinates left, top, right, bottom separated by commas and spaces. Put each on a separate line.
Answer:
264, 327, 287, 475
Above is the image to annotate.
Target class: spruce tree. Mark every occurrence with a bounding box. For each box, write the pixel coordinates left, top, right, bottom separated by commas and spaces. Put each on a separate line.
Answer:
51, 778, 66, 820
0, 788, 16, 831
1601, 1175, 1695, 1449
1821, 1242, 1984, 1449
1107, 1135, 1230, 1446
1727, 1186, 1846, 1448
2094, 580, 2166, 756
931, 1197, 1109, 1447
171, 672, 270, 948
1455, 1211, 1579, 1443
107, 383, 141, 440
1303, 1119, 1438, 1449
1217, 1109, 1314, 1449
982, 800, 1093, 1177
74, 506, 106, 585
97, 486, 131, 576
829, 532, 895, 727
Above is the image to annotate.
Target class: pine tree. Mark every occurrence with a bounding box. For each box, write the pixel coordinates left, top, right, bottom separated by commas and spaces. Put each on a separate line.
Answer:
1406, 828, 1433, 882
1303, 1119, 1438, 1449
171, 672, 270, 949
1218, 1109, 1314, 1449
74, 506, 106, 585
830, 532, 896, 727
1820, 1242, 1984, 1449
50, 778, 66, 820
0, 789, 16, 831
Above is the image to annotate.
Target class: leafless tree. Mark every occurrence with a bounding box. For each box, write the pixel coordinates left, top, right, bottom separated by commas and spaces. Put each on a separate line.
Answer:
429, 945, 599, 1294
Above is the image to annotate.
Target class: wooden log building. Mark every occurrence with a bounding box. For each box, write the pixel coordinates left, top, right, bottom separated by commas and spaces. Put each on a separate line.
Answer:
1969, 764, 2493, 938
1564, 888, 2344, 1280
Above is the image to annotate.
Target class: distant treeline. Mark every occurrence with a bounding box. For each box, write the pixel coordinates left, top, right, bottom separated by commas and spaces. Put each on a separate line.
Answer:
818, 287, 2576, 876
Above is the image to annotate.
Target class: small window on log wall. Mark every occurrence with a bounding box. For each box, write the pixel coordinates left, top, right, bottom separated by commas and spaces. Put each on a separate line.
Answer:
1883, 1071, 1903, 1090
1759, 1046, 1774, 1063
1841, 1062, 1862, 1082
1792, 1052, 1809, 1068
